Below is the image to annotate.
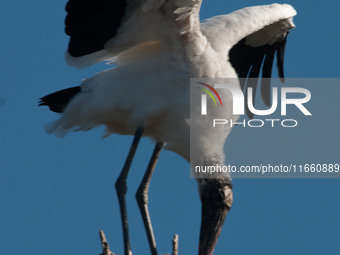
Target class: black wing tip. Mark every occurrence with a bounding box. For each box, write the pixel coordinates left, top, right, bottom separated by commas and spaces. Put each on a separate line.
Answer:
65, 0, 127, 58
38, 99, 49, 108
38, 99, 45, 106
39, 86, 81, 113
229, 33, 290, 118
276, 35, 288, 83
38, 98, 64, 113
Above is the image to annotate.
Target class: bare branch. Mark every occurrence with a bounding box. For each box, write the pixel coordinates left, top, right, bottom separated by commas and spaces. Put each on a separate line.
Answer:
98, 230, 178, 255
172, 234, 179, 255
99, 230, 116, 255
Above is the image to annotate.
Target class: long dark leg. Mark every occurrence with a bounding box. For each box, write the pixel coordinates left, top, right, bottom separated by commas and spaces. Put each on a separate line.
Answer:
115, 127, 144, 255
136, 142, 165, 255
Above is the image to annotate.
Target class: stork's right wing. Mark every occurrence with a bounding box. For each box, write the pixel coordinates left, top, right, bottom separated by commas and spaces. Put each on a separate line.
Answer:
201, 4, 296, 118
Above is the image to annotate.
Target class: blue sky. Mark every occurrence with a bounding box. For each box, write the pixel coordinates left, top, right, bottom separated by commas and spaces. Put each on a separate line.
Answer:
1, 1, 339, 255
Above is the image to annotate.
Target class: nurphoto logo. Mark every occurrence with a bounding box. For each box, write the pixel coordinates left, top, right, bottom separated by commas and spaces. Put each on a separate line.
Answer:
196, 81, 312, 128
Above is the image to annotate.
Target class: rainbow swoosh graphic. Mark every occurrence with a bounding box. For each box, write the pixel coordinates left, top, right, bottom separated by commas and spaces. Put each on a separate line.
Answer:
196, 82, 223, 106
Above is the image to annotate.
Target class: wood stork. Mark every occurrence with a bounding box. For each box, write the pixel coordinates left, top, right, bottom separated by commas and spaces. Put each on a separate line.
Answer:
39, 1, 296, 254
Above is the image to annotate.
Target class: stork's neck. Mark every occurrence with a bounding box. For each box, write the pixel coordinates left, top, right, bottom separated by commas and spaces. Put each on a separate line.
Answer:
189, 117, 235, 180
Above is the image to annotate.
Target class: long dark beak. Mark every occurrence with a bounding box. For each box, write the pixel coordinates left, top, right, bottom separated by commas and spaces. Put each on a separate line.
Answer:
198, 182, 233, 255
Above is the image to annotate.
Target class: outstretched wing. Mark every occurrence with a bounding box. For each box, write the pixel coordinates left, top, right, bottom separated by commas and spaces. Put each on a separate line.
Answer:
201, 4, 296, 118
64, 0, 203, 68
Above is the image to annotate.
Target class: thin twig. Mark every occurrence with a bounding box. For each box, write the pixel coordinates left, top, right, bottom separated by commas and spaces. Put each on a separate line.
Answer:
172, 234, 179, 255
99, 230, 116, 255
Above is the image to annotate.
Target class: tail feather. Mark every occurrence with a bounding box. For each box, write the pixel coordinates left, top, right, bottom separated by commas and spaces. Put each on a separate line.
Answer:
39, 86, 81, 113
43, 119, 69, 137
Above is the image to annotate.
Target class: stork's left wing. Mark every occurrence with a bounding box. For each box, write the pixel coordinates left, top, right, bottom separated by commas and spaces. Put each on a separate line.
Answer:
201, 4, 296, 118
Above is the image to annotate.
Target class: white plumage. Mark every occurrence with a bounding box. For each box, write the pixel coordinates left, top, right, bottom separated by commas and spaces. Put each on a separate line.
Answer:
46, 1, 295, 159
40, 1, 296, 254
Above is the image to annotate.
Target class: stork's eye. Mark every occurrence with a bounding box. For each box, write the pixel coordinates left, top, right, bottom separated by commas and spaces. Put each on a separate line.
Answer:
214, 189, 225, 204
